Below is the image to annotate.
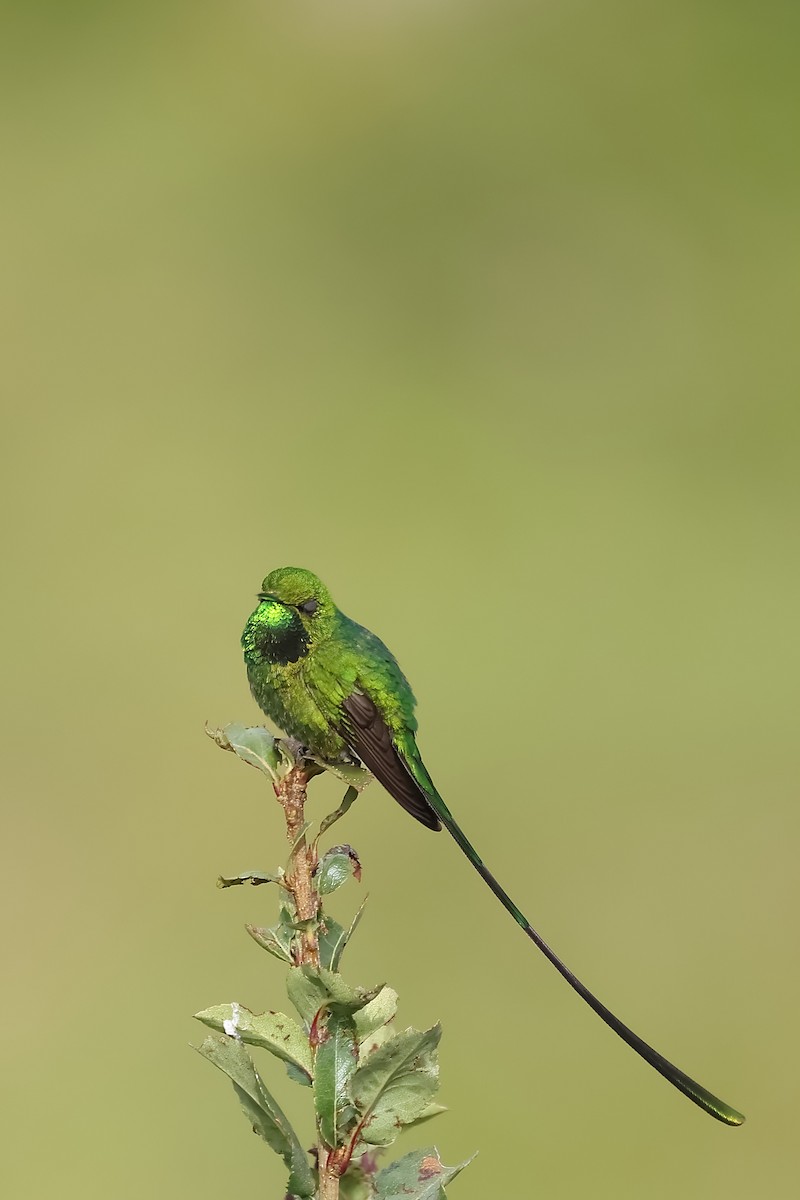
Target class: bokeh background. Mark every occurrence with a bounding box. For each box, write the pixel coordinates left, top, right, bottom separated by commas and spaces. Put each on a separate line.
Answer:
2, 2, 799, 1197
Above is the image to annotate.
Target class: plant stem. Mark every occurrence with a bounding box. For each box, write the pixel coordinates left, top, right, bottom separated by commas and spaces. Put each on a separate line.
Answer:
275, 760, 340, 1200
317, 1149, 341, 1200
277, 763, 320, 969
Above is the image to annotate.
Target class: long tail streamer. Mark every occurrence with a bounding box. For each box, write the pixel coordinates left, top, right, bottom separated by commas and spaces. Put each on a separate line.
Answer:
430, 792, 744, 1126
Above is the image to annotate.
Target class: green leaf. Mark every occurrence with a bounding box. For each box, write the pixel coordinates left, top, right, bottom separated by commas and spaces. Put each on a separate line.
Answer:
402, 1102, 447, 1130
246, 898, 297, 963
274, 737, 301, 773
357, 1020, 397, 1066
312, 761, 373, 791
285, 1060, 313, 1088
287, 967, 381, 1026
350, 1026, 441, 1147
195, 1035, 315, 1198
353, 986, 398, 1045
217, 870, 282, 889
193, 1003, 313, 1081
319, 785, 361, 836
208, 722, 283, 782
317, 916, 347, 972
318, 897, 368, 972
339, 1162, 375, 1200
375, 1147, 473, 1200
317, 845, 362, 895
288, 821, 313, 858
245, 923, 294, 963
318, 853, 350, 894
314, 1008, 359, 1148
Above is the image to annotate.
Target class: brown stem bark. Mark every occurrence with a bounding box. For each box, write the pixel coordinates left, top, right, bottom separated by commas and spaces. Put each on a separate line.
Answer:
277, 763, 320, 969
317, 1149, 342, 1200
275, 762, 339, 1200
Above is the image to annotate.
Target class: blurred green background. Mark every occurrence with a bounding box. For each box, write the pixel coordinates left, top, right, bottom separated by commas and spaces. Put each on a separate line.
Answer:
2, 1, 798, 1196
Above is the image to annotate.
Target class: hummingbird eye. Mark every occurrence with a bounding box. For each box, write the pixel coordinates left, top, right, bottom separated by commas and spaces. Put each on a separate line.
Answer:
298, 597, 319, 616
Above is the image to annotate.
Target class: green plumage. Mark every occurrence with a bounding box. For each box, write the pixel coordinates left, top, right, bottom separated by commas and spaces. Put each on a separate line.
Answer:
243, 569, 416, 760
242, 566, 744, 1127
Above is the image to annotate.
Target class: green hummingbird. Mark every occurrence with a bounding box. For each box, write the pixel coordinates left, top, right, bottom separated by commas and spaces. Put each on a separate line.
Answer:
241, 566, 743, 1127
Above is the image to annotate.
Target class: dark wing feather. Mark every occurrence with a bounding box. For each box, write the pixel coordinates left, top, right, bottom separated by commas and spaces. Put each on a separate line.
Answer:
341, 692, 441, 831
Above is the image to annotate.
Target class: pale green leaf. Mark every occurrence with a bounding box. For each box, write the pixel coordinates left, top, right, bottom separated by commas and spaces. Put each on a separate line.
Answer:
194, 1003, 312, 1080
246, 898, 297, 962
195, 1035, 314, 1198
403, 1102, 447, 1130
312, 761, 373, 791
351, 1026, 441, 1146
246, 922, 294, 963
319, 785, 361, 836
357, 1018, 398, 1065
317, 846, 361, 895
208, 722, 283, 781
286, 966, 380, 1026
375, 1147, 473, 1200
353, 986, 398, 1045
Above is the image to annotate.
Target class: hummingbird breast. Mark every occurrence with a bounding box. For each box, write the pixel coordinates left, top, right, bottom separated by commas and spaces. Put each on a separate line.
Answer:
247, 658, 347, 762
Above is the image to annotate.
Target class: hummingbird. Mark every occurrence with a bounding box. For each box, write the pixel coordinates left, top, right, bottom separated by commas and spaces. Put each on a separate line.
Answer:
241, 566, 743, 1126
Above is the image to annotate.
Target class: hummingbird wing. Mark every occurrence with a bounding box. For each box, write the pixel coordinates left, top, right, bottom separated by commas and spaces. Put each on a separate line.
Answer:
340, 691, 441, 831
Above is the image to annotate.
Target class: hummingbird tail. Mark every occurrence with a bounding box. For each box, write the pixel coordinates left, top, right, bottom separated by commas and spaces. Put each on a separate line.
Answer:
427, 790, 744, 1127
338, 691, 743, 1125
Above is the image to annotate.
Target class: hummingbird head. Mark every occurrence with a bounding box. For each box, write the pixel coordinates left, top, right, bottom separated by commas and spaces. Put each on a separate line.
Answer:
259, 567, 333, 615
242, 567, 336, 666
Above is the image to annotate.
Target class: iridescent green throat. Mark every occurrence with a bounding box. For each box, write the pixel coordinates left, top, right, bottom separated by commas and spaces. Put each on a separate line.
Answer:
242, 599, 310, 666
